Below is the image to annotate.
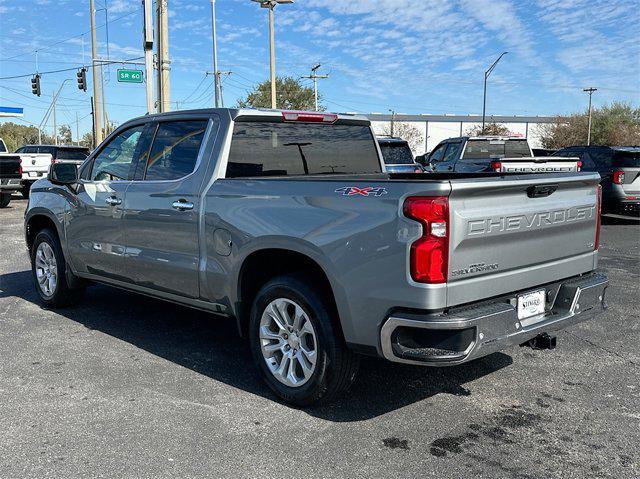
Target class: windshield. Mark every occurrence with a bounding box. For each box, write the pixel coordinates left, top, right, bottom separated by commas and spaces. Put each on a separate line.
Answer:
463, 139, 531, 159
227, 122, 381, 177
379, 143, 414, 164
613, 150, 640, 167
57, 148, 89, 161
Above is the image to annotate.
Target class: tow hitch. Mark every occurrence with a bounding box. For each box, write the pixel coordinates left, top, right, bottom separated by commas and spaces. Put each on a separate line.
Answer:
521, 333, 556, 350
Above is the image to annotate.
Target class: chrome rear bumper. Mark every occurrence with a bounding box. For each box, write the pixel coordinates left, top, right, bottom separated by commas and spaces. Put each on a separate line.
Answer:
380, 272, 608, 366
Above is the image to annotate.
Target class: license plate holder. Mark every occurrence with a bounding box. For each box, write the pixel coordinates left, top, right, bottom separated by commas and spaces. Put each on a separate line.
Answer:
28, 172, 38, 178
517, 289, 546, 321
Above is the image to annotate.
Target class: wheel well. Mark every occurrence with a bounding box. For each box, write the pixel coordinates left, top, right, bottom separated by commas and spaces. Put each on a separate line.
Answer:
237, 249, 341, 338
26, 215, 58, 252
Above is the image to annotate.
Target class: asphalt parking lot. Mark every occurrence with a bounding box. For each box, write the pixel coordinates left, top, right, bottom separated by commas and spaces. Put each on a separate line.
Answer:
0, 196, 638, 479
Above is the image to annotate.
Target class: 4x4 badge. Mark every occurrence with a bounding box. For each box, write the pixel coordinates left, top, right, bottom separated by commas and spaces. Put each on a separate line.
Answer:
335, 186, 387, 197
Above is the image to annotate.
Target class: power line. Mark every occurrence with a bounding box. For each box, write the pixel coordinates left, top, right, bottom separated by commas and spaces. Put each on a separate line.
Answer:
0, 57, 144, 80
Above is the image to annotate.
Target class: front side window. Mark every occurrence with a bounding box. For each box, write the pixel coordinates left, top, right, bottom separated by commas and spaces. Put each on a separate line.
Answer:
443, 142, 462, 162
226, 121, 381, 177
144, 121, 208, 181
429, 144, 447, 162
90, 125, 146, 181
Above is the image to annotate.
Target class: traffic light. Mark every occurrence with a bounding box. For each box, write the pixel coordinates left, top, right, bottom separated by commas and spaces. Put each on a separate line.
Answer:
77, 68, 87, 92
31, 74, 41, 96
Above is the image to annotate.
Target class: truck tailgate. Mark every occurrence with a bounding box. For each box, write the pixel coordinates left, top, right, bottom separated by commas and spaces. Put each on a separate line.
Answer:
0, 155, 22, 178
498, 156, 580, 173
20, 153, 52, 179
446, 173, 599, 306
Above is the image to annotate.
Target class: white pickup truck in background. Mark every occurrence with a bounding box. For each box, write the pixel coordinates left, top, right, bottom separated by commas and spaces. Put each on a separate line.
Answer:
15, 144, 89, 197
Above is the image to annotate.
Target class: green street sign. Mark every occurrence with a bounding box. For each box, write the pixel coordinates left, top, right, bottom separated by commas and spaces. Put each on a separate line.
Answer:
117, 69, 143, 83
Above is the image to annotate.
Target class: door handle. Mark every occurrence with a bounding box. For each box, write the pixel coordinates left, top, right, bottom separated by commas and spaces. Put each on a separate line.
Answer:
105, 196, 121, 206
172, 200, 194, 211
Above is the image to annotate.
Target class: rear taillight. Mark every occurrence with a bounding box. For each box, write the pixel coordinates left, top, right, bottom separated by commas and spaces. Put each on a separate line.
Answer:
490, 160, 502, 172
51, 157, 57, 165
612, 170, 625, 184
576, 160, 582, 171
594, 184, 602, 251
403, 196, 449, 283
18, 164, 23, 175
282, 111, 338, 123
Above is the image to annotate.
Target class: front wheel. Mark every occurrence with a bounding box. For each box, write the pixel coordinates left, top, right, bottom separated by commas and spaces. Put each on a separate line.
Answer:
249, 275, 359, 406
31, 228, 84, 307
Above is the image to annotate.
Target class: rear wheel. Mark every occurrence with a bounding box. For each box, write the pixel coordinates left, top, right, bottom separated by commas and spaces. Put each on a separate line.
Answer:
249, 275, 359, 406
31, 228, 84, 307
0, 193, 11, 208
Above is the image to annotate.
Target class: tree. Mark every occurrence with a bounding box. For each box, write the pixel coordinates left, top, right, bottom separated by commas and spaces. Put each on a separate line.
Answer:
58, 125, 72, 144
465, 122, 512, 136
0, 122, 53, 152
237, 76, 321, 111
537, 102, 640, 149
378, 121, 423, 155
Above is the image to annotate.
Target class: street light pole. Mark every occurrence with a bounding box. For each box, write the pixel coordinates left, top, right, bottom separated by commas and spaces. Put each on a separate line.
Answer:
583, 87, 597, 146
482, 51, 508, 134
89, 0, 102, 144
253, 0, 294, 109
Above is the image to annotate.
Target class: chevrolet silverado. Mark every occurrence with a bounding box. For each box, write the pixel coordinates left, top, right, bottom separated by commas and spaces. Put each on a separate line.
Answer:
24, 109, 608, 405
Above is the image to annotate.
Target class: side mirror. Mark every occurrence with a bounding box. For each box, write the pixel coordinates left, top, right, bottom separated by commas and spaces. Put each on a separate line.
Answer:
48, 162, 78, 185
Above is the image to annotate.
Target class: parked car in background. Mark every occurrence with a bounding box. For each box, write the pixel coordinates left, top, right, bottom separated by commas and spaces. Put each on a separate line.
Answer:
554, 145, 640, 216
377, 136, 422, 172
15, 145, 90, 197
418, 136, 581, 173
24, 108, 608, 405
0, 153, 22, 208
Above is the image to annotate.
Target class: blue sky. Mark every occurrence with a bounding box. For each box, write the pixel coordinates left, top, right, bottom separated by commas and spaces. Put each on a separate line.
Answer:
1, 0, 639, 139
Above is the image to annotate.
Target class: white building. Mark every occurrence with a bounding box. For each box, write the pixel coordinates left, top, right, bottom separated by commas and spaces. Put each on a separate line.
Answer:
366, 114, 555, 155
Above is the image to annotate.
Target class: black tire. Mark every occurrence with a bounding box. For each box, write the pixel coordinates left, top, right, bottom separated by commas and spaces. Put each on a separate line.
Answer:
21, 186, 30, 199
249, 274, 359, 406
30, 228, 84, 307
0, 193, 10, 208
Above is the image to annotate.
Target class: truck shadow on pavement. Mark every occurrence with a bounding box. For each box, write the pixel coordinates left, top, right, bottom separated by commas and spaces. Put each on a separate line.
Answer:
1, 269, 512, 422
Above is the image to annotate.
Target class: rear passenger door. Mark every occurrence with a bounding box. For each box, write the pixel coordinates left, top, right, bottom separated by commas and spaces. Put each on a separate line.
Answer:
122, 117, 215, 298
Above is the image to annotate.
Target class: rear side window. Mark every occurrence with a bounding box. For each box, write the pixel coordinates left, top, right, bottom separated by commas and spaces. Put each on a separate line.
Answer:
144, 121, 208, 181
612, 150, 640, 167
226, 122, 381, 177
379, 142, 414, 165
38, 146, 56, 155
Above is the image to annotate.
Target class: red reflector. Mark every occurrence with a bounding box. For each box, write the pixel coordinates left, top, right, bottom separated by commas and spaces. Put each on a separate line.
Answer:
626, 196, 637, 200
595, 184, 602, 250
612, 170, 625, 184
490, 160, 502, 172
403, 196, 449, 283
577, 160, 582, 171
281, 111, 338, 123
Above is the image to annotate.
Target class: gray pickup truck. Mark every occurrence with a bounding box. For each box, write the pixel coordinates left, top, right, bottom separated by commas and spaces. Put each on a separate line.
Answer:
419, 136, 581, 174
25, 108, 608, 405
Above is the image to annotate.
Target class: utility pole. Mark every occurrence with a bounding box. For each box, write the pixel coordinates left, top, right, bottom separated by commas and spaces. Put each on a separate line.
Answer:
301, 64, 328, 111
583, 87, 597, 146
389, 109, 395, 137
252, 0, 293, 109
156, 0, 171, 112
100, 62, 108, 135
211, 0, 220, 107
90, 0, 103, 144
142, 0, 155, 114
482, 51, 508, 134
218, 71, 231, 107
52, 91, 57, 145
76, 112, 80, 145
